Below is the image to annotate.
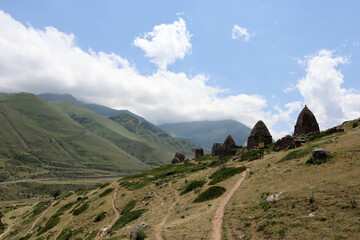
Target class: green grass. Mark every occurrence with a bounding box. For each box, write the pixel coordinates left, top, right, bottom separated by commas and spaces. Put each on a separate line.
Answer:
240, 150, 261, 162
193, 186, 226, 203
208, 166, 246, 185
56, 201, 75, 214
99, 188, 114, 198
94, 212, 107, 222
111, 209, 147, 231
32, 201, 50, 217
278, 148, 313, 162
121, 200, 137, 215
72, 202, 89, 216
180, 180, 206, 195
37, 212, 63, 235
120, 162, 208, 190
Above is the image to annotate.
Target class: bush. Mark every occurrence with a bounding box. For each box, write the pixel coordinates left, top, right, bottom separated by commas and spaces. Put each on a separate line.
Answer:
133, 229, 147, 240
94, 212, 106, 222
193, 186, 226, 203
180, 180, 206, 195
72, 202, 89, 216
37, 212, 62, 235
208, 166, 246, 185
121, 200, 137, 215
56, 202, 75, 214
352, 121, 358, 128
99, 188, 114, 198
50, 189, 62, 199
240, 150, 261, 162
98, 182, 110, 189
278, 148, 312, 162
111, 209, 147, 231
32, 201, 50, 217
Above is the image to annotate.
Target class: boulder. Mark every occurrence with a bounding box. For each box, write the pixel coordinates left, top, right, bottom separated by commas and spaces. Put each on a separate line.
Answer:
171, 152, 186, 164
195, 148, 204, 159
293, 106, 320, 136
247, 120, 273, 150
265, 192, 283, 203
311, 149, 330, 164
130, 222, 149, 239
273, 135, 294, 151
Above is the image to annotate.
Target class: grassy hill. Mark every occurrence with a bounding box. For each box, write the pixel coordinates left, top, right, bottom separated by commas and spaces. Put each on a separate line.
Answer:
0, 93, 148, 182
159, 120, 252, 148
50, 101, 195, 166
1, 117, 358, 239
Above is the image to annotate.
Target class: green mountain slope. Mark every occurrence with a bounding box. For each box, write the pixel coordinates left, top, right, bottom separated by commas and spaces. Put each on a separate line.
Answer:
50, 101, 194, 166
0, 93, 147, 181
159, 120, 252, 148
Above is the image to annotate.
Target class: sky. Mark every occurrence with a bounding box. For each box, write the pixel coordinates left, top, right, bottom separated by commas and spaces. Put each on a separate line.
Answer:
0, 1, 359, 139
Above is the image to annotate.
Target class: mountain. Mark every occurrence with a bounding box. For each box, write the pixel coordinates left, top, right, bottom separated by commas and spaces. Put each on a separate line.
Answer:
159, 120, 252, 149
1, 119, 359, 239
50, 100, 195, 166
0, 93, 148, 181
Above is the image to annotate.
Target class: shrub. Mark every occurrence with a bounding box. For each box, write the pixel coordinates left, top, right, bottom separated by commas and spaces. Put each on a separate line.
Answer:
278, 148, 312, 162
350, 199, 357, 209
133, 229, 147, 240
240, 150, 261, 162
111, 209, 147, 231
99, 188, 114, 198
37, 212, 62, 235
98, 182, 110, 189
50, 189, 62, 199
353, 121, 359, 128
180, 180, 206, 195
193, 186, 226, 203
32, 201, 50, 217
121, 200, 137, 215
94, 212, 106, 222
208, 166, 246, 185
72, 202, 89, 216
56, 202, 75, 214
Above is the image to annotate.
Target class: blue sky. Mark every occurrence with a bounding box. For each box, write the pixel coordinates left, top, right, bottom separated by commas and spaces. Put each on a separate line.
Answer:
0, 1, 359, 139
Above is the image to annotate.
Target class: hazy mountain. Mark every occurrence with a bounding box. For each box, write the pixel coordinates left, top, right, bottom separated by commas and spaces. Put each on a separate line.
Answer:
159, 120, 252, 149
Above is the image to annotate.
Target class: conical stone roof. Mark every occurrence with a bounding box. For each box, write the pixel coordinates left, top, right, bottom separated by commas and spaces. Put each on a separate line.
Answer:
247, 120, 272, 149
223, 135, 236, 149
293, 105, 320, 136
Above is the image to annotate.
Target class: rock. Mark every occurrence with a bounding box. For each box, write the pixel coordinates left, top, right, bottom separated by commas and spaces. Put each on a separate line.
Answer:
211, 143, 223, 156
143, 192, 153, 200
67, 191, 74, 196
185, 205, 193, 211
195, 148, 204, 159
293, 105, 320, 136
273, 135, 294, 151
130, 222, 149, 239
171, 152, 186, 164
247, 120, 273, 150
77, 196, 83, 201
293, 137, 306, 148
324, 127, 344, 135
235, 148, 248, 156
265, 192, 283, 203
312, 149, 330, 164
160, 183, 167, 189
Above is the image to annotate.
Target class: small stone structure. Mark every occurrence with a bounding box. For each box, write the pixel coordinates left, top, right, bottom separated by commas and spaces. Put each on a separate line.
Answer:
195, 148, 204, 159
171, 152, 186, 164
247, 120, 272, 150
293, 105, 320, 136
273, 135, 294, 151
222, 135, 237, 156
211, 143, 223, 156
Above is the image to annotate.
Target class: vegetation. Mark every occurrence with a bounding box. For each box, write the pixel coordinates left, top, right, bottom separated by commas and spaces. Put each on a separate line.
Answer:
278, 148, 313, 162
240, 150, 261, 161
132, 229, 147, 240
32, 201, 50, 217
50, 189, 62, 199
99, 188, 114, 198
193, 186, 226, 203
208, 166, 246, 185
111, 209, 147, 231
94, 212, 107, 222
121, 200, 137, 215
72, 202, 89, 216
37, 212, 63, 235
180, 180, 206, 195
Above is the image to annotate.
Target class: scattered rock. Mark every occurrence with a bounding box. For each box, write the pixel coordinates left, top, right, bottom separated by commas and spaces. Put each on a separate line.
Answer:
67, 191, 74, 196
160, 183, 167, 189
195, 148, 204, 159
143, 192, 153, 200
273, 135, 294, 151
265, 192, 283, 203
171, 152, 186, 164
311, 149, 330, 164
185, 205, 193, 211
235, 148, 248, 156
247, 120, 273, 150
324, 127, 344, 135
293, 105, 320, 136
130, 222, 150, 239
308, 212, 315, 217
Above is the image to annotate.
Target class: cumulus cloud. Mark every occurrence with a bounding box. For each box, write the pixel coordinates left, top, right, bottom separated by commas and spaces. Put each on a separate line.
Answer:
297, 49, 360, 129
232, 25, 251, 41
133, 18, 191, 70
0, 10, 276, 129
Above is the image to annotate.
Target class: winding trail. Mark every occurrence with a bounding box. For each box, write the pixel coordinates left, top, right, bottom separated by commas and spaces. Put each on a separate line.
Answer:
24, 201, 57, 237
95, 188, 120, 240
0, 222, 12, 239
210, 169, 249, 240
154, 182, 180, 240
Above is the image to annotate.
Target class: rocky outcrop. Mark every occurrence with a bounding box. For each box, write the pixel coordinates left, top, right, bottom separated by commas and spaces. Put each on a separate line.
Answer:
247, 120, 272, 150
171, 152, 186, 164
293, 106, 320, 136
265, 192, 283, 203
311, 149, 330, 164
195, 148, 204, 159
130, 222, 149, 239
273, 135, 294, 151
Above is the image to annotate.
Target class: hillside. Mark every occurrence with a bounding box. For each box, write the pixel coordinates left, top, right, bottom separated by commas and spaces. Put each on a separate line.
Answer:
0, 93, 148, 182
1, 118, 358, 240
50, 101, 195, 166
159, 120, 252, 149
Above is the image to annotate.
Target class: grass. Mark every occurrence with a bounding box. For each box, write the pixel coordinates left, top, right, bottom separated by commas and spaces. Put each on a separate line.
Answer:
94, 212, 106, 222
121, 200, 137, 215
240, 150, 261, 161
193, 186, 226, 203
111, 209, 147, 231
180, 180, 206, 195
72, 202, 89, 216
208, 166, 246, 185
278, 147, 313, 162
98, 187, 114, 198
31, 201, 50, 217
37, 212, 62, 235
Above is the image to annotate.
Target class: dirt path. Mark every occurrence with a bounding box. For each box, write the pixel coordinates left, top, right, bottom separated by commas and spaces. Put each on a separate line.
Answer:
24, 201, 57, 237
154, 192, 165, 206
210, 169, 249, 240
154, 182, 180, 240
95, 188, 120, 240
0, 222, 12, 239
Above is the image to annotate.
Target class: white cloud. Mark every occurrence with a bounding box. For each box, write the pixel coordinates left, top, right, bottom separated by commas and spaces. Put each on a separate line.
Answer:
352, 41, 360, 46
0, 10, 276, 129
133, 18, 191, 70
297, 49, 360, 129
282, 83, 296, 93
232, 25, 251, 41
